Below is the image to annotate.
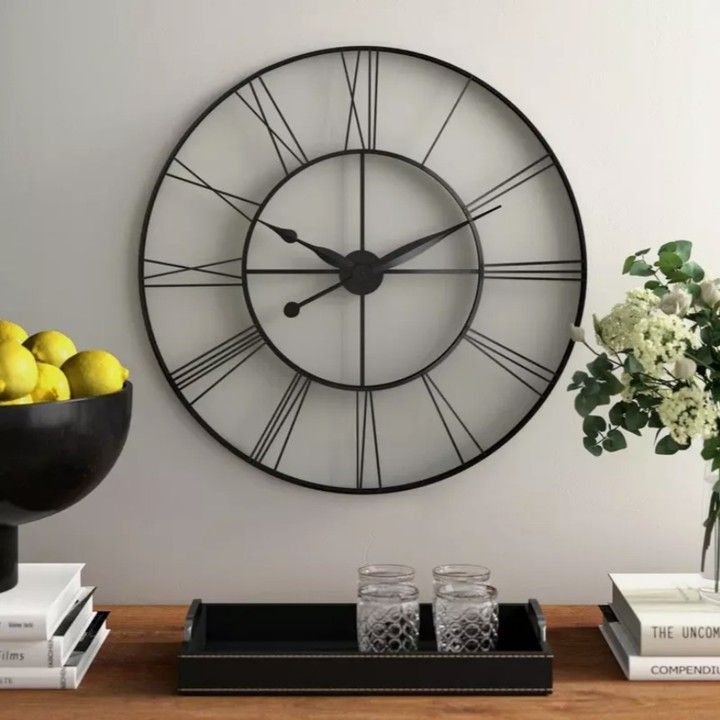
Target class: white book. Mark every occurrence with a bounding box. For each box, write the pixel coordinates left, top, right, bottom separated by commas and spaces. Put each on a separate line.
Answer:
0, 587, 95, 667
600, 617, 720, 681
0, 564, 83, 641
0, 612, 109, 689
610, 573, 720, 655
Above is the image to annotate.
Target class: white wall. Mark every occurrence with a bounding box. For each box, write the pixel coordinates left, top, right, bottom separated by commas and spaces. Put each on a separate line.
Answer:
1, 0, 719, 604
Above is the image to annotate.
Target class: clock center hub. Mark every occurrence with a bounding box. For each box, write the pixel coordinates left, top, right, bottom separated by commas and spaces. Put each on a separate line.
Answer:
341, 250, 383, 296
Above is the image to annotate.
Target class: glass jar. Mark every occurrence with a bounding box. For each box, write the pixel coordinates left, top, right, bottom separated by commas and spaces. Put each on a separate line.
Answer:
433, 583, 498, 653
357, 583, 419, 653
358, 564, 415, 586
432, 564, 490, 589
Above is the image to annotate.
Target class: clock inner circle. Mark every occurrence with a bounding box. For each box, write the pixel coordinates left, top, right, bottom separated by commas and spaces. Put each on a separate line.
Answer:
242, 150, 484, 391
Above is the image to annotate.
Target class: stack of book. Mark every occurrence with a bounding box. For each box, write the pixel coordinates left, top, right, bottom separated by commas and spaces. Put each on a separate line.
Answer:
0, 564, 109, 689
601, 573, 720, 681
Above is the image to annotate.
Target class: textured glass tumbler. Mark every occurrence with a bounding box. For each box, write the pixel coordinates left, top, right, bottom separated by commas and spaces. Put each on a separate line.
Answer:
357, 583, 420, 653
433, 583, 498, 653
432, 564, 490, 589
358, 564, 415, 586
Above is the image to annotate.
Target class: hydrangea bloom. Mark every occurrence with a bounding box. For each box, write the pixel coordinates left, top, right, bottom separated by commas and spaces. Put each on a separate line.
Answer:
630, 312, 700, 376
596, 289, 660, 353
657, 385, 720, 445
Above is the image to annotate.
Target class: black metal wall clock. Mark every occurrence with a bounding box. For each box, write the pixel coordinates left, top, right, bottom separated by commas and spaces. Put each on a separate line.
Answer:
139, 46, 586, 494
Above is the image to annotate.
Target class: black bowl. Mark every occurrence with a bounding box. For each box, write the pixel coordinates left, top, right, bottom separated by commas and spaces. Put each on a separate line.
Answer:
0, 383, 132, 591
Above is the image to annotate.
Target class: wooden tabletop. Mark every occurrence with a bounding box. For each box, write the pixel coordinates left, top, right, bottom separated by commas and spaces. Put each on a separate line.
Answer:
1, 605, 719, 719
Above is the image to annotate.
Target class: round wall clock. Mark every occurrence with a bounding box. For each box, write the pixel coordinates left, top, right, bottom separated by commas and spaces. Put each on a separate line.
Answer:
139, 46, 586, 493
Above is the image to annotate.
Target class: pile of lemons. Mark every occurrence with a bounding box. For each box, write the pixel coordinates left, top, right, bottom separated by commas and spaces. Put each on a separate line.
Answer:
0, 319, 129, 406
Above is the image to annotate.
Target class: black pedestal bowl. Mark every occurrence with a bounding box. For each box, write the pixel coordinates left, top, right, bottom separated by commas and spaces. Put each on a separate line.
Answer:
0, 383, 132, 592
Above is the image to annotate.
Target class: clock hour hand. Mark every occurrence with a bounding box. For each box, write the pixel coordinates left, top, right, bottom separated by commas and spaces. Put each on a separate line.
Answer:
372, 205, 502, 272
284, 281, 344, 318
261, 222, 353, 270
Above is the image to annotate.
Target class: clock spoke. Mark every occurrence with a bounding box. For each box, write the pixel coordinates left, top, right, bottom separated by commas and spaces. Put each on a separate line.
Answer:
464, 329, 554, 395
235, 80, 308, 174
421, 373, 482, 464
166, 170, 261, 209
252, 373, 312, 468
144, 257, 243, 283
359, 295, 365, 386
466, 155, 555, 213
170, 326, 265, 403
341, 51, 365, 150
168, 159, 258, 222
483, 259, 583, 282
356, 390, 381, 489
421, 77, 471, 166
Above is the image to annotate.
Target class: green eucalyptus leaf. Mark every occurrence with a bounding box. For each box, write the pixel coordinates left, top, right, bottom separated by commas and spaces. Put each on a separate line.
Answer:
648, 410, 664, 428
603, 429, 627, 452
656, 435, 682, 455
609, 401, 627, 426
629, 260, 654, 277
681, 261, 705, 282
583, 436, 603, 457
624, 403, 647, 432
622, 255, 636, 274
659, 240, 692, 262
637, 394, 661, 409
624, 354, 644, 375
657, 251, 683, 275
600, 372, 625, 395
587, 353, 613, 378
583, 415, 607, 438
575, 391, 598, 418
634, 247, 651, 256
702, 436, 720, 461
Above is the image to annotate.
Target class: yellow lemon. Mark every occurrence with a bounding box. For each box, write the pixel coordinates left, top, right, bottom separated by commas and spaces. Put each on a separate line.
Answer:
24, 330, 77, 368
62, 350, 129, 398
0, 395, 32, 406
0, 341, 38, 400
0, 319, 28, 344
30, 362, 71, 403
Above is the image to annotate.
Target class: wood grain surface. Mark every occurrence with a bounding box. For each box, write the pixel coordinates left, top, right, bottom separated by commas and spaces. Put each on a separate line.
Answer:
0, 605, 717, 719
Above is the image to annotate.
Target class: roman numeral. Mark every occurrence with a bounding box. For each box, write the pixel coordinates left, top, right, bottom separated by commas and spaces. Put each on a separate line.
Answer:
341, 50, 380, 150
166, 158, 260, 222
170, 327, 264, 404
422, 374, 482, 463
235, 78, 308, 175
466, 155, 555, 213
143, 257, 244, 287
464, 330, 554, 395
421, 77, 471, 166
356, 390, 381, 489
482, 259, 583, 283
252, 373, 311, 468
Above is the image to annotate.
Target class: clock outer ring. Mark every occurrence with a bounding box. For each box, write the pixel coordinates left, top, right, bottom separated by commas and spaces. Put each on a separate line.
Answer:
138, 45, 587, 495
241, 147, 484, 392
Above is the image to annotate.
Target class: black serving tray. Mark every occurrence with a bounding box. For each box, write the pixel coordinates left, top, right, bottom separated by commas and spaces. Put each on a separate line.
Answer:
178, 599, 552, 695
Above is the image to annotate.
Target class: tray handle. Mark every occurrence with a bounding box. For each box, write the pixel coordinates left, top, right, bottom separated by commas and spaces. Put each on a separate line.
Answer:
184, 598, 202, 642
528, 598, 547, 644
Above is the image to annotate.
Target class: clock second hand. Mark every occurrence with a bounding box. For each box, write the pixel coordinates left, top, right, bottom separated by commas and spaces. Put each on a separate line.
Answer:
284, 281, 344, 318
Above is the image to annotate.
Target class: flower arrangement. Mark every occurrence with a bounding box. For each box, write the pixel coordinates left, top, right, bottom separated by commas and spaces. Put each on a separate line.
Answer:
567, 241, 720, 587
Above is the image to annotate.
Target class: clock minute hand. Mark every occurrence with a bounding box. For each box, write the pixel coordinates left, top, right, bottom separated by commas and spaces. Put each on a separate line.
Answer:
261, 222, 353, 270
373, 205, 502, 272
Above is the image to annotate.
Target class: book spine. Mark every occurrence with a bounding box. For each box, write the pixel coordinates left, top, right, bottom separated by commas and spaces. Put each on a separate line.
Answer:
0, 669, 65, 690
0, 639, 58, 668
629, 657, 720, 680
641, 622, 720, 656
0, 616, 49, 642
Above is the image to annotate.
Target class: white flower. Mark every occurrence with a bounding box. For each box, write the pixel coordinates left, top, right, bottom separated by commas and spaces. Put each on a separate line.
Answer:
570, 325, 585, 342
660, 287, 692, 317
657, 385, 720, 446
673, 357, 697, 380
700, 279, 720, 308
630, 311, 700, 376
595, 289, 660, 352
